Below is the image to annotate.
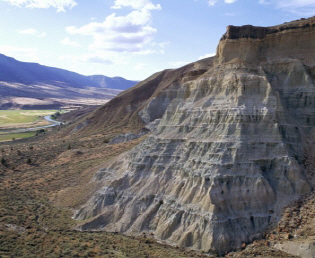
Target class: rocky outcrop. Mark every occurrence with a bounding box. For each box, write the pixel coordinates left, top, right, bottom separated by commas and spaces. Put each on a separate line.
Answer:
217, 17, 315, 65
74, 17, 315, 255
222, 17, 315, 40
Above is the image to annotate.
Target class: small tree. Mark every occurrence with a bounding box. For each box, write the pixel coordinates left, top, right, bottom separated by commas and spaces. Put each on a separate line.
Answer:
68, 144, 71, 150
26, 158, 32, 164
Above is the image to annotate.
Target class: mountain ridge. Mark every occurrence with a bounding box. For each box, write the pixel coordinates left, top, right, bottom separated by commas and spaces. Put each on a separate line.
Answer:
0, 53, 139, 105
88, 75, 139, 91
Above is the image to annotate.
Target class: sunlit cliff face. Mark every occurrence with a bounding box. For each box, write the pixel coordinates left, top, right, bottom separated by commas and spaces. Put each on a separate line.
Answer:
74, 18, 315, 254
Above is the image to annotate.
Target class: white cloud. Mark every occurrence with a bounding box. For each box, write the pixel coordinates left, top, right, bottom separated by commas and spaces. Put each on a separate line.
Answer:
3, 0, 77, 12
259, 0, 315, 15
84, 56, 113, 65
280, 0, 315, 8
208, 0, 236, 6
59, 53, 114, 65
199, 53, 216, 60
208, 0, 217, 6
134, 63, 148, 70
111, 0, 161, 10
0, 45, 39, 61
66, 0, 161, 54
60, 37, 80, 47
17, 28, 46, 37
17, 28, 37, 35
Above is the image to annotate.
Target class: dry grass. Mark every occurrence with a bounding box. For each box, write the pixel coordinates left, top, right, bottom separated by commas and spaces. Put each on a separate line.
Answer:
0, 131, 36, 141
0, 125, 209, 258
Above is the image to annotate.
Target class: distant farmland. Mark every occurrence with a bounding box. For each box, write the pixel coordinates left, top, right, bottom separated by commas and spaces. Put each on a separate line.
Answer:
0, 110, 59, 142
0, 110, 57, 127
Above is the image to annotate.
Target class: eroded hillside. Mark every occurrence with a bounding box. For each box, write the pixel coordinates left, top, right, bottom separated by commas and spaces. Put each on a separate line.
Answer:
2, 16, 315, 258
69, 16, 315, 255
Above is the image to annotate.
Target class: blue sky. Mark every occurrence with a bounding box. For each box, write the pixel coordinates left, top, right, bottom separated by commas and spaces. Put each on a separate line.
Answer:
0, 0, 314, 80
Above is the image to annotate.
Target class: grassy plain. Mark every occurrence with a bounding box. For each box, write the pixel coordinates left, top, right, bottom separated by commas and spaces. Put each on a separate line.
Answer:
0, 110, 57, 128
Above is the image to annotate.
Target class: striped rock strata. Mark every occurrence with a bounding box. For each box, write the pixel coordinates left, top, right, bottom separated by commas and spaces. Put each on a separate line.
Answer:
75, 17, 315, 254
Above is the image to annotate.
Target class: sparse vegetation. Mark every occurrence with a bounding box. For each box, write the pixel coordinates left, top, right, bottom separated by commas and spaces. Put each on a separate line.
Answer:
35, 129, 45, 136
0, 132, 36, 142
0, 113, 169, 257
26, 157, 32, 164
50, 111, 61, 120
1, 157, 6, 166
0, 128, 203, 258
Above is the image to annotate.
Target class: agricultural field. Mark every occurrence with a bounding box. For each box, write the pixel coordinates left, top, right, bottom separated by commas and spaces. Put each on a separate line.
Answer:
0, 110, 61, 142
0, 110, 58, 128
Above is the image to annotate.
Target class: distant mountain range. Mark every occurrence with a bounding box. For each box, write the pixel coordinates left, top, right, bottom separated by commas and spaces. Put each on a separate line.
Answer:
88, 75, 139, 91
0, 54, 139, 101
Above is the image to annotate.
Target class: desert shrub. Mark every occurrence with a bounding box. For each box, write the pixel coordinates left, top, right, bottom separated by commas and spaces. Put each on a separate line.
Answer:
50, 112, 61, 120
35, 129, 45, 136
26, 158, 32, 164
103, 138, 110, 144
1, 157, 6, 166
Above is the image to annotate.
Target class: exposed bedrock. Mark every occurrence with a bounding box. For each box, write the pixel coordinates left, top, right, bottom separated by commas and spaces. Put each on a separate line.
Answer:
217, 17, 315, 65
75, 57, 313, 254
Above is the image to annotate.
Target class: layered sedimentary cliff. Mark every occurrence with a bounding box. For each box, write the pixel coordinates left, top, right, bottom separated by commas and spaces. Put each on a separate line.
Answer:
74, 17, 315, 254
217, 17, 315, 64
